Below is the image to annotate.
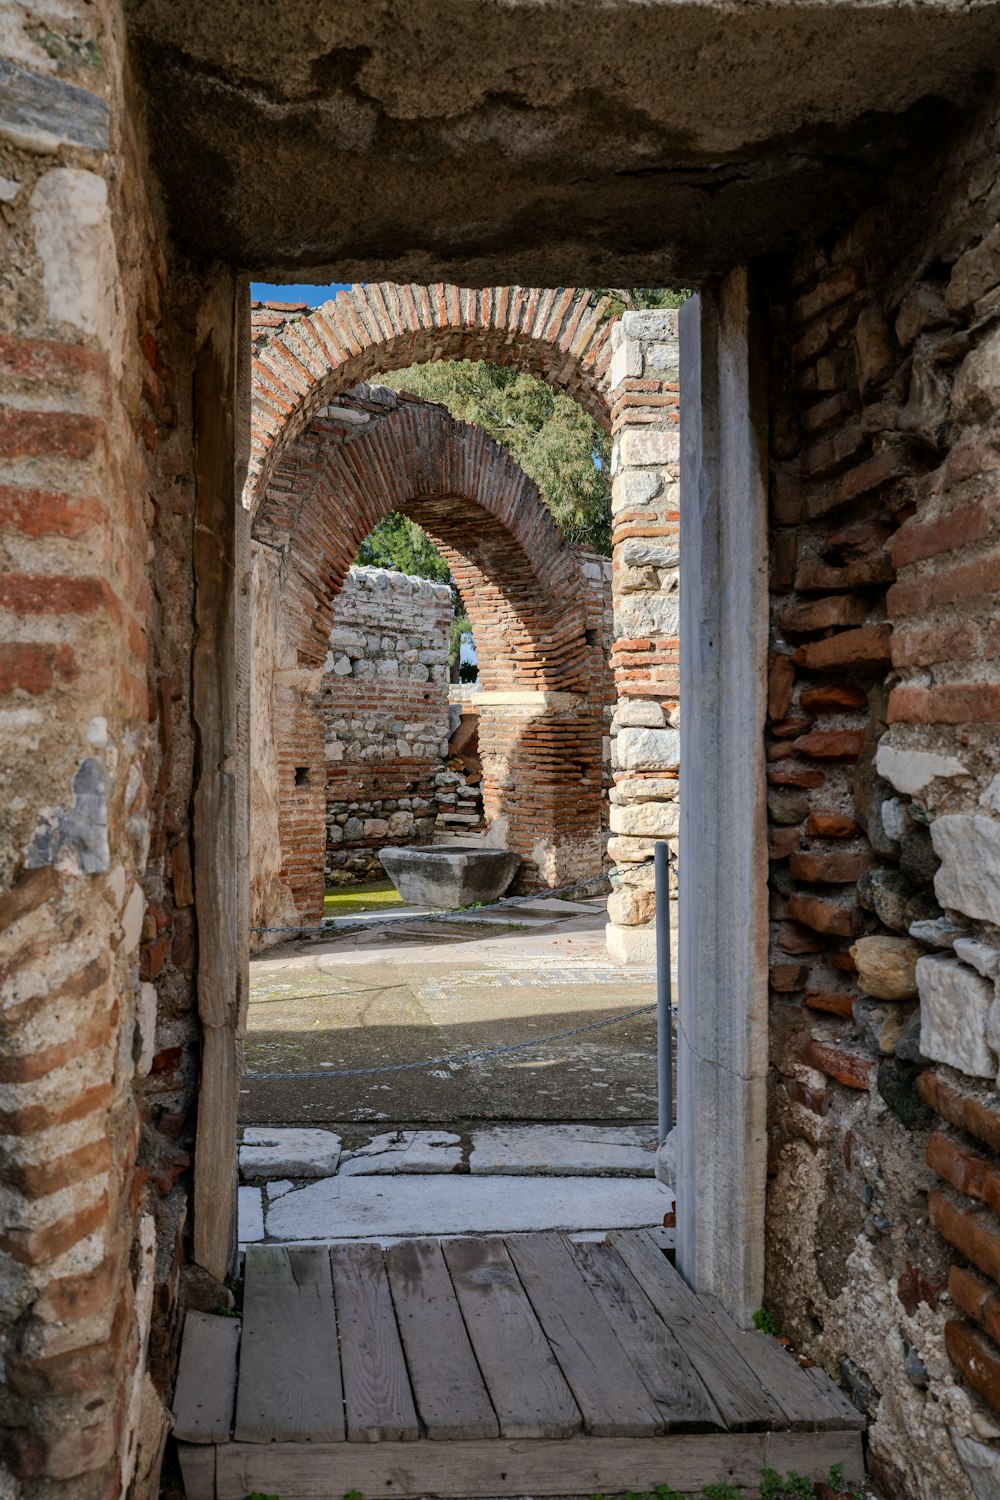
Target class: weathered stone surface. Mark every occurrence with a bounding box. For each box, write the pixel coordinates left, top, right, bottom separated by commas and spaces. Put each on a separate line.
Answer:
616, 726, 680, 772
953, 939, 1000, 981
240, 1127, 343, 1179
238, 1187, 265, 1243
910, 915, 964, 949
338, 1130, 461, 1175
917, 955, 996, 1079
768, 790, 810, 826
851, 936, 923, 1000
0, 59, 109, 151
380, 844, 520, 907
614, 700, 664, 729
469, 1124, 655, 1177
932, 815, 1000, 926
609, 802, 680, 838
876, 743, 969, 795
858, 867, 938, 934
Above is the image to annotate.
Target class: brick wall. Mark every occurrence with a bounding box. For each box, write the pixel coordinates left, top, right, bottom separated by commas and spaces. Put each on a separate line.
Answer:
250, 381, 627, 927
763, 85, 1000, 1499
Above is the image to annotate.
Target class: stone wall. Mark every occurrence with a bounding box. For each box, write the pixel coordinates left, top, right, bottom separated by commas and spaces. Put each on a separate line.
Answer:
323, 566, 452, 880
763, 84, 1000, 1500
605, 312, 681, 960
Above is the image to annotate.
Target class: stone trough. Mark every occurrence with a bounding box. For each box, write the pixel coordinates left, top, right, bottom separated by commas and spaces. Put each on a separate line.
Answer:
379, 844, 520, 909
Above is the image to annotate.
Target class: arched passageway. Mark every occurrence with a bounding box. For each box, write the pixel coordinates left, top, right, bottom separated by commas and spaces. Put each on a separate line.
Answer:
251, 392, 609, 929
246, 284, 615, 514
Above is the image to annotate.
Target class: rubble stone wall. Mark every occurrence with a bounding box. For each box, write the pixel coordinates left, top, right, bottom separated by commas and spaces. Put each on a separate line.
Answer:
323, 566, 452, 880
763, 83, 1000, 1500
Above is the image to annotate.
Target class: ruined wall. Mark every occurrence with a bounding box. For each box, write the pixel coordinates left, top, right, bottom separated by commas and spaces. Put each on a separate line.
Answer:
764, 85, 1000, 1500
324, 566, 451, 881
605, 312, 681, 960
0, 5, 227, 1494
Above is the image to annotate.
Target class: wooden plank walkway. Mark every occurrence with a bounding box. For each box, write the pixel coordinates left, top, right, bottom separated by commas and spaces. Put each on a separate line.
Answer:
174, 1229, 865, 1499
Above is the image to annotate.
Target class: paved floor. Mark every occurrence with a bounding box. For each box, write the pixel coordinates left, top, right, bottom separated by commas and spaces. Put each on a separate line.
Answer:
242, 895, 661, 1129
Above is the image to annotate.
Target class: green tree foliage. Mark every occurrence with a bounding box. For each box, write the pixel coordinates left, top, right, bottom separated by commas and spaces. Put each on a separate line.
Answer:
356, 287, 690, 575
355, 511, 451, 583
383, 360, 612, 554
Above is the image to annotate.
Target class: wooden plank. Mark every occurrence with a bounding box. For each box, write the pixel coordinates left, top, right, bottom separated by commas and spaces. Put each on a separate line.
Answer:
217, 1430, 865, 1500
504, 1232, 663, 1436
233, 1245, 344, 1442
801, 1364, 868, 1430
698, 1291, 847, 1430
172, 1310, 241, 1443
569, 1238, 724, 1431
330, 1241, 419, 1442
442, 1236, 581, 1438
384, 1238, 499, 1439
608, 1229, 781, 1429
177, 1442, 216, 1500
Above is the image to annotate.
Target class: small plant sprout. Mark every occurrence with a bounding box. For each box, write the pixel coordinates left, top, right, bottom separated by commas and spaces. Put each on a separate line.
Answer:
752, 1307, 780, 1336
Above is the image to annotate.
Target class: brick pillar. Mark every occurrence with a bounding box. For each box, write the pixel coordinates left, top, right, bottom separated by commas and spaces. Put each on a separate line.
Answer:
605, 311, 681, 962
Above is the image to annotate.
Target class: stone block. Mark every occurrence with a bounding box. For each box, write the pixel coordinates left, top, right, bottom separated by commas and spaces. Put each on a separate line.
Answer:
338, 1131, 462, 1175
917, 954, 996, 1079
851, 935, 923, 999
615, 700, 664, 729
616, 726, 680, 772
618, 428, 680, 468
605, 921, 657, 964
876, 743, 969, 795
932, 815, 1000, 926
240, 1127, 343, 1179
609, 801, 679, 838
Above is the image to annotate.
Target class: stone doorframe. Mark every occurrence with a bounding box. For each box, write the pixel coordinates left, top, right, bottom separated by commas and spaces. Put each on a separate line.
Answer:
675, 270, 770, 1325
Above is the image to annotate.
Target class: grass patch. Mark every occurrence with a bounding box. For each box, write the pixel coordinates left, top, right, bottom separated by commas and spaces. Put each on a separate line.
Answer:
324, 879, 405, 917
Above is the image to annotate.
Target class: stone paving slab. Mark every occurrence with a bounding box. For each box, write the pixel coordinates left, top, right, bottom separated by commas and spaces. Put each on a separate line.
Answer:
468, 1124, 656, 1177
239, 1126, 342, 1179
338, 1129, 463, 1175
250, 1173, 672, 1243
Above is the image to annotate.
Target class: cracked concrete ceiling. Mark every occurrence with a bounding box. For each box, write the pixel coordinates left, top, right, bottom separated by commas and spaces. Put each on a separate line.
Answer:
123, 0, 1000, 285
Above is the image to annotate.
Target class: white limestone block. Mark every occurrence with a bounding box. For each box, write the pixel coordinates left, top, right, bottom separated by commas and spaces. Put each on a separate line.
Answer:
338, 1130, 462, 1176
932, 814, 1000, 926
615, 700, 664, 729
469, 1125, 655, 1177
917, 954, 996, 1078
953, 939, 1000, 981
239, 1127, 342, 1180
617, 726, 680, 772
609, 801, 680, 838
876, 743, 969, 795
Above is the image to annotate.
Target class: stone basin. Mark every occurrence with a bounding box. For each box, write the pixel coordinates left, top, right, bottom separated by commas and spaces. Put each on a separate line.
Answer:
379, 845, 520, 910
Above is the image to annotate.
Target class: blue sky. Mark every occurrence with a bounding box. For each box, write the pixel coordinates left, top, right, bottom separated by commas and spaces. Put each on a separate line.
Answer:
251, 282, 353, 306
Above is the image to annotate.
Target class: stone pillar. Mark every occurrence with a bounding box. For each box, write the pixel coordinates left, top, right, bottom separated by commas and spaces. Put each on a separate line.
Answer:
605, 311, 681, 962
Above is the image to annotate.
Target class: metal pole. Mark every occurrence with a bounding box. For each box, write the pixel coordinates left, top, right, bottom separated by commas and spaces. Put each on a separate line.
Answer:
655, 839, 673, 1145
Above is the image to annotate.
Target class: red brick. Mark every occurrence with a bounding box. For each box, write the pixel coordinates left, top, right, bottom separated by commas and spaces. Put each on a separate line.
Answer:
804, 988, 858, 1018
767, 766, 826, 788
779, 595, 869, 633
892, 620, 980, 668
806, 811, 860, 837
927, 1132, 1000, 1218
0, 574, 117, 617
888, 684, 1000, 724
788, 892, 862, 936
0, 484, 105, 538
0, 1193, 109, 1266
776, 921, 829, 954
769, 827, 801, 860
930, 1189, 1000, 1283
767, 653, 796, 720
790, 850, 873, 883
0, 1138, 111, 1198
0, 409, 103, 461
792, 729, 865, 761
892, 501, 991, 568
0, 643, 79, 695
919, 1071, 1000, 1154
945, 1319, 1000, 1416
801, 1038, 875, 1089
799, 684, 867, 713
949, 1266, 1000, 1348
794, 624, 892, 671
779, 1076, 834, 1116
0, 334, 107, 386
889, 549, 1000, 615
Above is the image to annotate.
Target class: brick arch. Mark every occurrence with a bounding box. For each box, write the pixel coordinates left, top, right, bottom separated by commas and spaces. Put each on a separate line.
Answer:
258, 399, 607, 923
246, 283, 616, 515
